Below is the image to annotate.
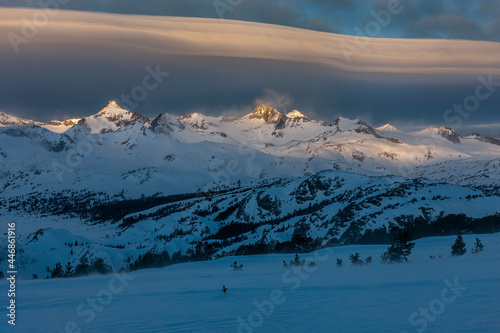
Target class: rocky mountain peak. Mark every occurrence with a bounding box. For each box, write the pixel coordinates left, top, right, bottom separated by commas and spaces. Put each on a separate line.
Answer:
247, 104, 283, 123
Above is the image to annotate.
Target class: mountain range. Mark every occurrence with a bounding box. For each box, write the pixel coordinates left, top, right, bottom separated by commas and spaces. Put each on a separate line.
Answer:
0, 101, 499, 278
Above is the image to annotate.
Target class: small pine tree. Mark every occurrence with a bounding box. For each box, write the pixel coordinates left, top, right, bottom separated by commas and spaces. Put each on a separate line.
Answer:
230, 261, 243, 270
349, 253, 363, 265
65, 261, 74, 276
307, 261, 318, 268
365, 256, 373, 264
222, 285, 228, 293
451, 233, 467, 256
0, 271, 4, 280
93, 258, 112, 274
471, 238, 484, 254
336, 258, 343, 267
50, 262, 64, 278
32, 274, 38, 280
285, 254, 305, 267
381, 229, 415, 263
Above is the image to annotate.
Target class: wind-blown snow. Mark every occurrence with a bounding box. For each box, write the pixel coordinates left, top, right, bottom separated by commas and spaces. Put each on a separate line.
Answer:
1, 234, 498, 333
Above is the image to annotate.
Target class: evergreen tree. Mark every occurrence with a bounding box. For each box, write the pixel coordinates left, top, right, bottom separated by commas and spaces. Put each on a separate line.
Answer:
471, 237, 484, 254
381, 229, 415, 263
336, 258, 343, 267
349, 253, 363, 265
230, 261, 243, 270
283, 254, 305, 267
451, 233, 467, 256
51, 262, 64, 278
65, 261, 74, 276
93, 258, 112, 274
307, 261, 318, 268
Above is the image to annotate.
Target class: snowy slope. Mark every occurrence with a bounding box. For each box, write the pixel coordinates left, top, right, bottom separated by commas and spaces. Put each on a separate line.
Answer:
3, 169, 500, 279
1, 102, 500, 280
1, 101, 499, 197
1, 234, 499, 333
0, 112, 42, 127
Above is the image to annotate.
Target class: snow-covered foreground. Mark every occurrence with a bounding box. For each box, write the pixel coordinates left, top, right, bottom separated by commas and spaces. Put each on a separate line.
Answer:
1, 234, 499, 333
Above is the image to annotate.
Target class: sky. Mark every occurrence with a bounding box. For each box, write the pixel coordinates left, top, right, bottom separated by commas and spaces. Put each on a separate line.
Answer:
0, 1, 499, 136
2, 0, 500, 42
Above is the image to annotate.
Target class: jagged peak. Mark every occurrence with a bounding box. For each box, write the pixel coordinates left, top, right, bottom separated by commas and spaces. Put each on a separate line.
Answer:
150, 112, 185, 134
418, 126, 462, 143
252, 103, 273, 114
179, 112, 200, 119
107, 100, 122, 109
178, 112, 211, 121
96, 100, 130, 116
0, 111, 41, 127
333, 117, 363, 129
246, 104, 283, 122
155, 112, 179, 121
469, 133, 500, 146
286, 110, 309, 121
376, 124, 399, 132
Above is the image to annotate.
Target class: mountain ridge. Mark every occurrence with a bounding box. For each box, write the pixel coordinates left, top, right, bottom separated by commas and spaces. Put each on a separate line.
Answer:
1, 102, 497, 142
1, 101, 500, 280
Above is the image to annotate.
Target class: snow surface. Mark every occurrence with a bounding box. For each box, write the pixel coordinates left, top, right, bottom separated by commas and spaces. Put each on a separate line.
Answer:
1, 101, 499, 199
1, 234, 498, 333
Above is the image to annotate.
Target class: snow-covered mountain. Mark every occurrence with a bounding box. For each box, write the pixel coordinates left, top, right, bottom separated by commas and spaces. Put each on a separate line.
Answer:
376, 123, 398, 132
0, 111, 42, 127
2, 101, 499, 196
3, 169, 500, 279
1, 100, 500, 195
1, 101, 499, 279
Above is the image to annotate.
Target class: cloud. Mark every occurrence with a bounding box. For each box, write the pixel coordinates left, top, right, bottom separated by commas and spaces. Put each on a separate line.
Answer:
1, 0, 500, 42
0, 8, 499, 133
255, 89, 294, 113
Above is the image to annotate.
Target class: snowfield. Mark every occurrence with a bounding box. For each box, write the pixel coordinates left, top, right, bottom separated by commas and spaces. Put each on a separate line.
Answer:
1, 233, 499, 333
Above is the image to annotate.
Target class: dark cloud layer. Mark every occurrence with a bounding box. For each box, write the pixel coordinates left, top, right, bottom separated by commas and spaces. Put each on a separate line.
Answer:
0, 3, 499, 136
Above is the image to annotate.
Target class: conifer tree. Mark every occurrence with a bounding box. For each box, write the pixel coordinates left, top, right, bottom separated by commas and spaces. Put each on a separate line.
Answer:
349, 253, 363, 265
451, 233, 467, 256
471, 237, 484, 254
65, 261, 74, 276
381, 229, 415, 263
51, 262, 64, 278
